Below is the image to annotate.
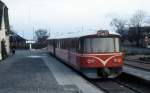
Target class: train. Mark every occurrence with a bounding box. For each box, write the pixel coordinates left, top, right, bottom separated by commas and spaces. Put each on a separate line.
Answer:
47, 30, 123, 78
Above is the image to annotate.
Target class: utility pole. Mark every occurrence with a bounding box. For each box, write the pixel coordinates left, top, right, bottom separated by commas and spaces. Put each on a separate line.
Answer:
22, 31, 25, 38
49, 26, 51, 37
81, 26, 84, 32
33, 26, 35, 41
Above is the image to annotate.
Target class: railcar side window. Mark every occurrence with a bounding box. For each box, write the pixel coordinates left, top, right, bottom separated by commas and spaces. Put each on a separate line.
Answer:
115, 38, 120, 52
84, 39, 91, 53
83, 37, 120, 53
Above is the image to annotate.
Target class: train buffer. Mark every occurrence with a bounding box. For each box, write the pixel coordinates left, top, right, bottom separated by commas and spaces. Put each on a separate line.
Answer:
0, 50, 103, 93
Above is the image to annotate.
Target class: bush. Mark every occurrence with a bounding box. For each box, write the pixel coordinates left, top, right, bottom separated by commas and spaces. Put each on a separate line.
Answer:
1, 39, 8, 60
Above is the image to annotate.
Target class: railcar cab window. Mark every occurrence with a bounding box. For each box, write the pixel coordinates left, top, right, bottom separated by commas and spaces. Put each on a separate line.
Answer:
83, 37, 120, 53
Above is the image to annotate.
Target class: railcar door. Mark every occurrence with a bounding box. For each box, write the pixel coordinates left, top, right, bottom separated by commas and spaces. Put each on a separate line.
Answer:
68, 38, 78, 67
53, 39, 56, 55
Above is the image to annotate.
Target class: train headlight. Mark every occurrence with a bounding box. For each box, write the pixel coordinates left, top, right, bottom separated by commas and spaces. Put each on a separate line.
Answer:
114, 58, 118, 63
87, 59, 95, 64
114, 58, 121, 63
118, 58, 122, 63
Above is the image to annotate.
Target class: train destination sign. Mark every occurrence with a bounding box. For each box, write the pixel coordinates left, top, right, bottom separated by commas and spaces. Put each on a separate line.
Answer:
97, 30, 109, 36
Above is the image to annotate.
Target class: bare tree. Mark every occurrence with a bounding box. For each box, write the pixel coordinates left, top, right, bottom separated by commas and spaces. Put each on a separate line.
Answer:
130, 10, 145, 27
35, 29, 48, 39
110, 18, 127, 41
129, 10, 146, 46
35, 29, 48, 42
110, 18, 127, 34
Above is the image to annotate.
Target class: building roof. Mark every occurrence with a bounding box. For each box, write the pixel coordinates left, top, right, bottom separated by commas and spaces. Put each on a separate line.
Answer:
0, 1, 6, 7
129, 26, 150, 33
10, 31, 26, 42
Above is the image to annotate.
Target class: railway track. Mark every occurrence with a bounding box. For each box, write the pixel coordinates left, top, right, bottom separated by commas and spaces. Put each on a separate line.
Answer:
125, 59, 150, 64
91, 73, 150, 93
124, 63, 150, 72
124, 60, 150, 71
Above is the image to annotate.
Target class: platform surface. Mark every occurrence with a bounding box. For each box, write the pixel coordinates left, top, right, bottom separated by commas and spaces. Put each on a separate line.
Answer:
0, 50, 103, 93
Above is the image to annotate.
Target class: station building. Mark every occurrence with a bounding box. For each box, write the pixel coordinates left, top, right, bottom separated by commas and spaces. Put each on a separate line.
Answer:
9, 31, 26, 49
129, 26, 150, 48
0, 1, 10, 60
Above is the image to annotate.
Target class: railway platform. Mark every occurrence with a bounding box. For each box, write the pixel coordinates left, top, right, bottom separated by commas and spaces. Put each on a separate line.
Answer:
0, 50, 103, 93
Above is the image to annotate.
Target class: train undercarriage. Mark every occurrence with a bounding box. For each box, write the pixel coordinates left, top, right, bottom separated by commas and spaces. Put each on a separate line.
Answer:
81, 67, 122, 78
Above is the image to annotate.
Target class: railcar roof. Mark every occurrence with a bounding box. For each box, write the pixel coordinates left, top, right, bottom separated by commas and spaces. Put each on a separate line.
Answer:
48, 30, 120, 40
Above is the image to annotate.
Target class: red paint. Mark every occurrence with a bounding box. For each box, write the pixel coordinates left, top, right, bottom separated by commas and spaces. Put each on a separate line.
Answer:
78, 53, 123, 68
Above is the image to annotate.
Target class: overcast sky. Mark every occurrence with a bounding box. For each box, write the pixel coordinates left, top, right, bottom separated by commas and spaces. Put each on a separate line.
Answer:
2, 0, 150, 40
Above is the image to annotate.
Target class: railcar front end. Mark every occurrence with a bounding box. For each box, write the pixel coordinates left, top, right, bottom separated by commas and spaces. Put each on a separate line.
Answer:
78, 32, 123, 78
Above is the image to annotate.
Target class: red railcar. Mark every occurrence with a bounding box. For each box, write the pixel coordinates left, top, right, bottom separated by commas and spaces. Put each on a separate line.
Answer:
47, 30, 123, 78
